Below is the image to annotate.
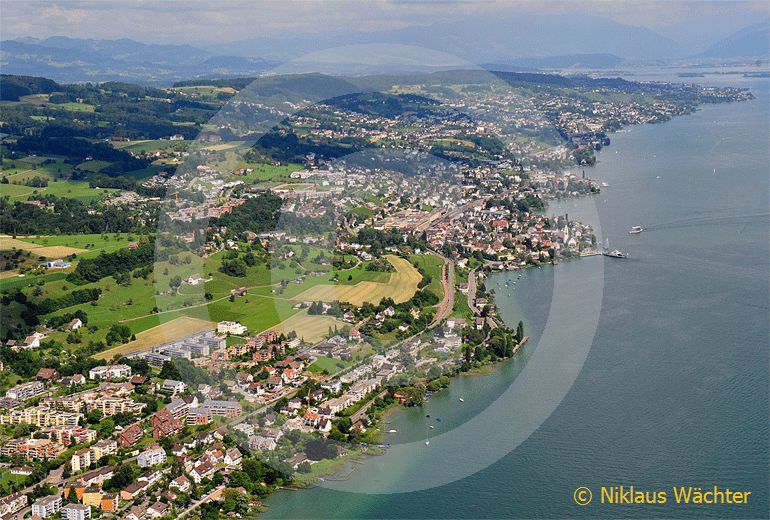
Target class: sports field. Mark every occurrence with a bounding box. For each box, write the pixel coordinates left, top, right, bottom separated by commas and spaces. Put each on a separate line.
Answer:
93, 316, 215, 360
292, 255, 421, 305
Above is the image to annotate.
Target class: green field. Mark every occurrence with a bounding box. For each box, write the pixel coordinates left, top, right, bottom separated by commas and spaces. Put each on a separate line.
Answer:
76, 160, 113, 172
17, 233, 138, 258
0, 156, 110, 202
307, 355, 346, 373
2, 240, 430, 355
0, 468, 27, 495
1, 156, 71, 179
336, 260, 390, 285
121, 164, 167, 180
236, 162, 303, 183
6, 245, 335, 349
50, 102, 95, 112
410, 254, 444, 298
452, 289, 473, 320
350, 206, 376, 220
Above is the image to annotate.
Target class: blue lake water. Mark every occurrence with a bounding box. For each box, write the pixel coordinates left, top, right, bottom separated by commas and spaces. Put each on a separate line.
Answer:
262, 74, 769, 518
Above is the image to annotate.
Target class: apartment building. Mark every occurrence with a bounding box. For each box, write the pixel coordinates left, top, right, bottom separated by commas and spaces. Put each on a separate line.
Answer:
31, 495, 62, 518
5, 380, 45, 401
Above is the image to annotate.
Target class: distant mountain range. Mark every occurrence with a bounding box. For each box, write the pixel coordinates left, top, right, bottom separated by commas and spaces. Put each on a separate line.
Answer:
1, 18, 767, 86
0, 36, 275, 85
206, 14, 681, 63
696, 22, 769, 59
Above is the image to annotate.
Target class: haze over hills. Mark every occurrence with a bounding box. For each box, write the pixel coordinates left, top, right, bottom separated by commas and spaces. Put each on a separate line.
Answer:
696, 22, 770, 58
0, 36, 275, 85
1, 17, 767, 85
205, 14, 681, 62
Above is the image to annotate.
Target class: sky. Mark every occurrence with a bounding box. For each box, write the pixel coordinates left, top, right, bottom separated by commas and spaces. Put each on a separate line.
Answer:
0, 0, 767, 49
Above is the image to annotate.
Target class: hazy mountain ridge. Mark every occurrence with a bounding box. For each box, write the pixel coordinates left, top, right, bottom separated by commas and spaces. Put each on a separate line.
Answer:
696, 22, 770, 58
0, 36, 274, 85
206, 14, 681, 62
1, 18, 767, 85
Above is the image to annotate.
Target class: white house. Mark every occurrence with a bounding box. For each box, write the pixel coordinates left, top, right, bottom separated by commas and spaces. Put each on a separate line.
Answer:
160, 379, 187, 396
137, 445, 167, 468
89, 364, 132, 380
170, 475, 191, 493
224, 447, 242, 467
22, 332, 44, 349
217, 321, 247, 335
184, 274, 203, 285
66, 319, 83, 331
46, 259, 71, 269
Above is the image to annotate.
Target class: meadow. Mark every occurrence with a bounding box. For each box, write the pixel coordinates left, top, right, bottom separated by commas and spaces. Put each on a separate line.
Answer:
51, 101, 95, 112
10, 233, 138, 259
0, 235, 87, 258
2, 236, 427, 358
409, 254, 444, 298
0, 155, 112, 202
267, 311, 346, 344
0, 469, 27, 495
293, 255, 422, 306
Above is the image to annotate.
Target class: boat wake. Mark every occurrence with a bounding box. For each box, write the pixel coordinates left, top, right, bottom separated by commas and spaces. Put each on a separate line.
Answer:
642, 212, 769, 232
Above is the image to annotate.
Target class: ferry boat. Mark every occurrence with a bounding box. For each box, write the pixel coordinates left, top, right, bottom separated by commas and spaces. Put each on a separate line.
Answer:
602, 238, 628, 259
603, 249, 629, 259
629, 226, 644, 234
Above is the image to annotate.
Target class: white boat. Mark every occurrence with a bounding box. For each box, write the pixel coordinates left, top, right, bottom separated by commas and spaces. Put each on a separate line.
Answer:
459, 398, 465, 402
602, 238, 628, 258
429, 425, 434, 429
601, 181, 609, 187
603, 249, 629, 259
387, 429, 397, 433
629, 226, 644, 234
425, 441, 430, 446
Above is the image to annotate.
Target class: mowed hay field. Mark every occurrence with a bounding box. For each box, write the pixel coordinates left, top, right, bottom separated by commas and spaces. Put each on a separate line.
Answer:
0, 235, 86, 258
93, 316, 215, 360
268, 311, 346, 344
293, 255, 421, 305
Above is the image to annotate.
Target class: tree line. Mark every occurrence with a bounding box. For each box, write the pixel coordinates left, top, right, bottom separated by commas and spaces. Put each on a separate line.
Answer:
67, 238, 155, 285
